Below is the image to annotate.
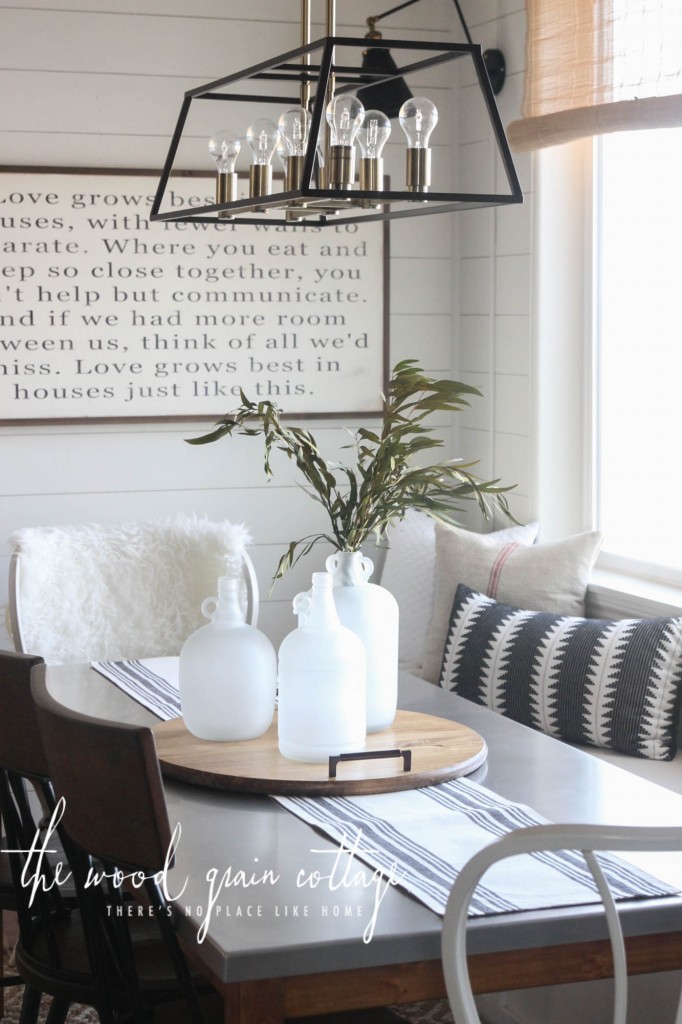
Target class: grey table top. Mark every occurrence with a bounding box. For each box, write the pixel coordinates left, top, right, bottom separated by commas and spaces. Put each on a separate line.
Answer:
45, 664, 682, 985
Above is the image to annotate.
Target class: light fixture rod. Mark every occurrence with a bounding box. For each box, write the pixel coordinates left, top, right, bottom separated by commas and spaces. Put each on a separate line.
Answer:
326, 0, 336, 34
370, 0, 420, 24
302, 0, 311, 44
301, 0, 311, 107
367, 0, 474, 46
451, 0, 473, 45
324, 0, 337, 184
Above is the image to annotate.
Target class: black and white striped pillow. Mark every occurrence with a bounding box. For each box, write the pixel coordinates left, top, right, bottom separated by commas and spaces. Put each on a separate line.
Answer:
439, 584, 682, 760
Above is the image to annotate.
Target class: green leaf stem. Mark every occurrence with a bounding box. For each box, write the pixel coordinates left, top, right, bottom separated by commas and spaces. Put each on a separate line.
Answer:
187, 360, 515, 581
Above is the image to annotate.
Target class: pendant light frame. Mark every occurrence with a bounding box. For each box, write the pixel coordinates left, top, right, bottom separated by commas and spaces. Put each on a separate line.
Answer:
151, 33, 522, 227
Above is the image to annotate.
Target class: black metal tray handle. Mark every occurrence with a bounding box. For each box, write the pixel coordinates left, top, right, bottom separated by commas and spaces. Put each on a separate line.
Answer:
328, 748, 412, 779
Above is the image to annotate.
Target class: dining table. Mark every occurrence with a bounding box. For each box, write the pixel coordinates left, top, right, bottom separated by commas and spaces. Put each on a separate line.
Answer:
44, 663, 682, 1024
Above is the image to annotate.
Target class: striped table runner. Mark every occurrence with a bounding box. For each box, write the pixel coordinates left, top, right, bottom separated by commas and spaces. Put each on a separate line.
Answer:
93, 658, 180, 719
275, 781, 676, 917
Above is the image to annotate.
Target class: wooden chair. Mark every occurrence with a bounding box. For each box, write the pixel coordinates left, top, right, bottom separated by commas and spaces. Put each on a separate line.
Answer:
9, 514, 258, 663
0, 652, 213, 1024
30, 663, 212, 1024
441, 822, 682, 1024
0, 650, 94, 1023
0, 654, 39, 1016
0, 841, 21, 1018
1, 717, 23, 1015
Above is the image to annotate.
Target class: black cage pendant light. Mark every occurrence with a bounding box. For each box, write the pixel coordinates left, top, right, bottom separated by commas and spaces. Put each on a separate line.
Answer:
150, 0, 522, 228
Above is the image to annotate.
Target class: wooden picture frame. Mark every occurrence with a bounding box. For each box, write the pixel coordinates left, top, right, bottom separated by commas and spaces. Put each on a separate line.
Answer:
0, 167, 389, 424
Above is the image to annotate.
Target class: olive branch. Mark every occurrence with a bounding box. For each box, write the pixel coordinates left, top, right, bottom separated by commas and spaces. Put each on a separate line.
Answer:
187, 360, 514, 581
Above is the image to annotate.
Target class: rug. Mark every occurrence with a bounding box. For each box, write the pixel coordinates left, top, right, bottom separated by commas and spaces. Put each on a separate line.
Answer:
2, 948, 98, 1024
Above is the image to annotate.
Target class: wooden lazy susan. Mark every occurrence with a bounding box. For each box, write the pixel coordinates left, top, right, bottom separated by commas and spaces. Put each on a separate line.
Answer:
152, 710, 487, 796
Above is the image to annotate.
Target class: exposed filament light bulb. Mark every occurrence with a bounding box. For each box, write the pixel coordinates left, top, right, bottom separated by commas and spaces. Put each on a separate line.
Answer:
278, 107, 311, 191
399, 97, 438, 193
208, 130, 241, 212
357, 110, 391, 205
246, 118, 280, 200
325, 94, 365, 189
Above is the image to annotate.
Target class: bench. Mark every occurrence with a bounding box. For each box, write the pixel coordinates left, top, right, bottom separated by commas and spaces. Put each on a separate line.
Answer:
377, 512, 682, 797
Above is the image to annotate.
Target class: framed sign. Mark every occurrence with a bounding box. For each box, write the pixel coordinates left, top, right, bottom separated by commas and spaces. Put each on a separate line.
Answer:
0, 169, 388, 424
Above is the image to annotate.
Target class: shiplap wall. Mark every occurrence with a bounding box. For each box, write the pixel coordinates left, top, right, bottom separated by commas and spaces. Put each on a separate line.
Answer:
0, 0, 484, 651
456, 0, 532, 531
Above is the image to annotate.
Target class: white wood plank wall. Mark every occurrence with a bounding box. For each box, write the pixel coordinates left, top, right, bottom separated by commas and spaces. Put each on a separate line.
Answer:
0, 0, 466, 651
457, 0, 533, 530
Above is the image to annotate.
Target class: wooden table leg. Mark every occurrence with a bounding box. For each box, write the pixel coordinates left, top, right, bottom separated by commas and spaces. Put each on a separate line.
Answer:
223, 979, 286, 1024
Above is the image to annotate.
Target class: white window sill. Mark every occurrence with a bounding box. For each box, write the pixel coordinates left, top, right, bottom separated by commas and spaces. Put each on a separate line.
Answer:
587, 568, 682, 620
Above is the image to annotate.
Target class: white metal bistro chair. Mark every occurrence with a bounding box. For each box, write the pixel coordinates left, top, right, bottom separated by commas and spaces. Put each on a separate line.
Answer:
441, 823, 682, 1024
8, 514, 258, 664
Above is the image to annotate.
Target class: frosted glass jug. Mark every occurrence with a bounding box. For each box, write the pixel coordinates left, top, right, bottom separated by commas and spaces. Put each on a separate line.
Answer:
179, 576, 277, 741
278, 571, 366, 763
326, 551, 399, 732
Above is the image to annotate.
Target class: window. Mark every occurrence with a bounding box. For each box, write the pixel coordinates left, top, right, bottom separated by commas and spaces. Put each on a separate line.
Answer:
527, 0, 682, 596
594, 127, 682, 582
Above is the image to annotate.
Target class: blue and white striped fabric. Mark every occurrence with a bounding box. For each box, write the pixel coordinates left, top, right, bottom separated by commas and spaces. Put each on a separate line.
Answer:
93, 658, 181, 720
275, 780, 678, 917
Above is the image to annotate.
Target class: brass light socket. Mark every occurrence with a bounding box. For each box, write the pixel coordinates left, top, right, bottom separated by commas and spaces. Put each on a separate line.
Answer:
360, 157, 383, 208
285, 155, 305, 192
316, 160, 328, 190
405, 148, 432, 192
216, 172, 238, 218
359, 157, 383, 192
216, 171, 238, 204
328, 145, 356, 189
249, 164, 273, 199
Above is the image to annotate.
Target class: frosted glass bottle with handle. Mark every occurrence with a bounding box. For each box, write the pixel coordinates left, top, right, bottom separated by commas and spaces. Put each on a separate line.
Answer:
179, 576, 277, 741
277, 571, 366, 763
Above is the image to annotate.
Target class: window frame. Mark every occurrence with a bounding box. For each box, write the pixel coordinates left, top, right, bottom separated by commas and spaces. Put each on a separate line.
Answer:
592, 129, 682, 591
533, 134, 682, 602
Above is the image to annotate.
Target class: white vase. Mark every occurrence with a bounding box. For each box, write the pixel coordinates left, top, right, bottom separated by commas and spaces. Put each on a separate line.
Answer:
325, 550, 399, 733
277, 571, 366, 763
179, 576, 277, 741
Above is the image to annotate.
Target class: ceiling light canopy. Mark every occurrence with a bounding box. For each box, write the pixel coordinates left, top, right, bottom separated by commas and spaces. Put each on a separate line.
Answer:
150, 0, 522, 228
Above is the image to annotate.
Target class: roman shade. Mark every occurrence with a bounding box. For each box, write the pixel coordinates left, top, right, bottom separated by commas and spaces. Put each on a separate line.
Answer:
508, 0, 682, 152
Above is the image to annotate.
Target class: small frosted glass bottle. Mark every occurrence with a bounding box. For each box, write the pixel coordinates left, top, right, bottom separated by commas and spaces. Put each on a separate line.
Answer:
277, 572, 366, 763
179, 576, 277, 741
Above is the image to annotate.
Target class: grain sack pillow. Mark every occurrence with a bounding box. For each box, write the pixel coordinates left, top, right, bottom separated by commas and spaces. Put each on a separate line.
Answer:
439, 584, 682, 761
422, 521, 606, 684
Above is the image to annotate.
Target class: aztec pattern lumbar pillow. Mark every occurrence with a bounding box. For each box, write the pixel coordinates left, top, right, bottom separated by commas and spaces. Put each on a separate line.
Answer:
439, 584, 682, 760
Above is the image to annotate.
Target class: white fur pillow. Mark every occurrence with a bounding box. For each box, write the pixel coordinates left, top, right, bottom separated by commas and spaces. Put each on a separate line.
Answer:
421, 524, 605, 683
12, 515, 251, 665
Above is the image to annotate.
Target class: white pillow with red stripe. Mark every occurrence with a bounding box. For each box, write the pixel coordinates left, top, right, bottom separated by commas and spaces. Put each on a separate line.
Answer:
420, 525, 602, 684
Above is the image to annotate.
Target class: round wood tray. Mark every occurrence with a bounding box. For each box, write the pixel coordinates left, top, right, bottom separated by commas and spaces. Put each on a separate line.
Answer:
152, 710, 487, 795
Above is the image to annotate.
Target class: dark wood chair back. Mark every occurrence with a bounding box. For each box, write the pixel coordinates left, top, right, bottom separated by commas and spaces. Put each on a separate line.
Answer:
0, 650, 47, 776
31, 664, 173, 875
0, 652, 47, 1014
0, 650, 87, 1023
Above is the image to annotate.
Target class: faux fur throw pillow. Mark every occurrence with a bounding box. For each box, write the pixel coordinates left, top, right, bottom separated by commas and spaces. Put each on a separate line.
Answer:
12, 515, 251, 664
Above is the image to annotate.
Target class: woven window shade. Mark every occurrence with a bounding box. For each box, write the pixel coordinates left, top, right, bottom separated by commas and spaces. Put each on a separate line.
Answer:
508, 0, 682, 152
